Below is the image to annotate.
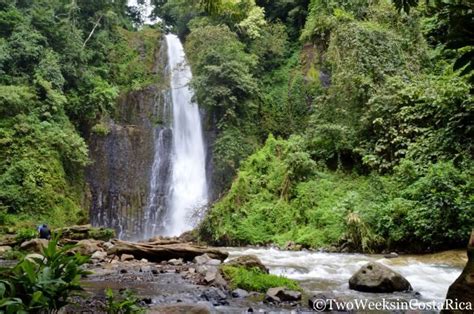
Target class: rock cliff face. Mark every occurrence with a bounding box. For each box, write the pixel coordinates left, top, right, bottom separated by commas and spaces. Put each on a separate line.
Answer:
86, 38, 171, 240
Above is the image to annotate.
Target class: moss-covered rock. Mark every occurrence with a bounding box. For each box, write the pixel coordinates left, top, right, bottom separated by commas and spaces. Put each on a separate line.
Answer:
225, 255, 268, 274
56, 225, 115, 241
220, 265, 300, 293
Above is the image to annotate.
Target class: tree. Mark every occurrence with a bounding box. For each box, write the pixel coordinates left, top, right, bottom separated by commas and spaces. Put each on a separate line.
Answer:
392, 0, 473, 76
186, 25, 258, 125
392, 0, 419, 13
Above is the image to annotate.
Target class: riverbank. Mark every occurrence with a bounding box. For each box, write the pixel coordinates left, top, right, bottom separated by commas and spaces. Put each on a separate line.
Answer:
0, 230, 467, 313
67, 253, 303, 313
66, 245, 464, 312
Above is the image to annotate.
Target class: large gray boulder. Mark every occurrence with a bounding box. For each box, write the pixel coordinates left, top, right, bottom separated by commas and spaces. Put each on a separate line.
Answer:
349, 262, 412, 293
444, 230, 474, 311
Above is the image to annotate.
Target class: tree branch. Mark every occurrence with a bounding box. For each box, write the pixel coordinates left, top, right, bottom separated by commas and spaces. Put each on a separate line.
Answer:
82, 14, 103, 49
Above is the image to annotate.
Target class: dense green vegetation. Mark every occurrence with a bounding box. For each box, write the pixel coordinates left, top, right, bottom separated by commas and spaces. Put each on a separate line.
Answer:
0, 0, 472, 254
0, 0, 161, 231
0, 237, 90, 313
221, 265, 301, 292
105, 288, 145, 314
149, 0, 473, 252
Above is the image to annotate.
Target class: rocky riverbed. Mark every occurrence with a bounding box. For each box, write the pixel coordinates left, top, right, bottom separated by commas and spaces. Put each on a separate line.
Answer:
1, 226, 472, 313
64, 252, 305, 313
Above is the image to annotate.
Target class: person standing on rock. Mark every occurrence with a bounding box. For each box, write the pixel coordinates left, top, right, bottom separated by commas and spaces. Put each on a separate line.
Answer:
37, 224, 51, 240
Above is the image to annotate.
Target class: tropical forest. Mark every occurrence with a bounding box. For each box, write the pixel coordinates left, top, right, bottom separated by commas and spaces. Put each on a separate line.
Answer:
0, 0, 472, 312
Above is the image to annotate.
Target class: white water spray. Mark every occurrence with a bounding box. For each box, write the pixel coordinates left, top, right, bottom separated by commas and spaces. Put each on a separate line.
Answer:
164, 34, 208, 236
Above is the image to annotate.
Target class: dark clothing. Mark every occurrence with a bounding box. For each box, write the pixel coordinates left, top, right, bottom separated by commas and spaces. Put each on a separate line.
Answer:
39, 225, 51, 240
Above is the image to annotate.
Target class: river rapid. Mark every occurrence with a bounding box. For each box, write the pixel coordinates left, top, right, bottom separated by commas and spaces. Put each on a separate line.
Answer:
226, 247, 465, 306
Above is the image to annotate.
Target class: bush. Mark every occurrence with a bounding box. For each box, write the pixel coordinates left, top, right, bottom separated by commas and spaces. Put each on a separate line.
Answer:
91, 122, 110, 136
382, 161, 474, 251
14, 228, 36, 243
0, 236, 90, 313
105, 288, 145, 314
200, 135, 379, 250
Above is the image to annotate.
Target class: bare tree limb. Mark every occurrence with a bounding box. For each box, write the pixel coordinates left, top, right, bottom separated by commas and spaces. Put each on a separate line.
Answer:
82, 14, 103, 49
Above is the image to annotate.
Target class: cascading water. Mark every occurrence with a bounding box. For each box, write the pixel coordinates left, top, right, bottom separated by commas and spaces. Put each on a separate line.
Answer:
164, 34, 208, 236
142, 92, 172, 239
141, 34, 208, 239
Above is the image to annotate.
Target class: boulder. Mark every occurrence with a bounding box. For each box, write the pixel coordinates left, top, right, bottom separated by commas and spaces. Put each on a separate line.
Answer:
231, 289, 249, 298
103, 241, 114, 250
445, 230, 474, 308
207, 259, 221, 266
349, 262, 412, 293
73, 239, 103, 256
203, 267, 227, 287
121, 254, 135, 262
194, 253, 221, 266
20, 239, 49, 253
0, 246, 12, 255
169, 258, 183, 266
225, 255, 268, 274
204, 268, 218, 283
200, 287, 228, 306
265, 287, 302, 303
384, 252, 399, 259
194, 254, 211, 265
91, 251, 108, 261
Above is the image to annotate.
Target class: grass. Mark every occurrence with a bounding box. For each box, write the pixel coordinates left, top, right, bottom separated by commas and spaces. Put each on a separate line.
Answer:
220, 265, 301, 293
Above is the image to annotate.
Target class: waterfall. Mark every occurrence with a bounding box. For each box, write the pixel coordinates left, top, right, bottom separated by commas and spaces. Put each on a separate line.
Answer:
89, 0, 209, 239
164, 34, 208, 236
142, 91, 172, 239
142, 34, 208, 239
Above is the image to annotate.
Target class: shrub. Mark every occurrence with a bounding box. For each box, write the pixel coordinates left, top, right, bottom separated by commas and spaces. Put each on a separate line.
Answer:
0, 236, 90, 313
105, 288, 145, 314
14, 228, 36, 243
391, 161, 473, 251
91, 122, 110, 136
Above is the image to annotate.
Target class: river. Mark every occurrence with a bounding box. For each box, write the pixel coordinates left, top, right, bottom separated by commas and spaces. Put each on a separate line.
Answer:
226, 247, 465, 306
